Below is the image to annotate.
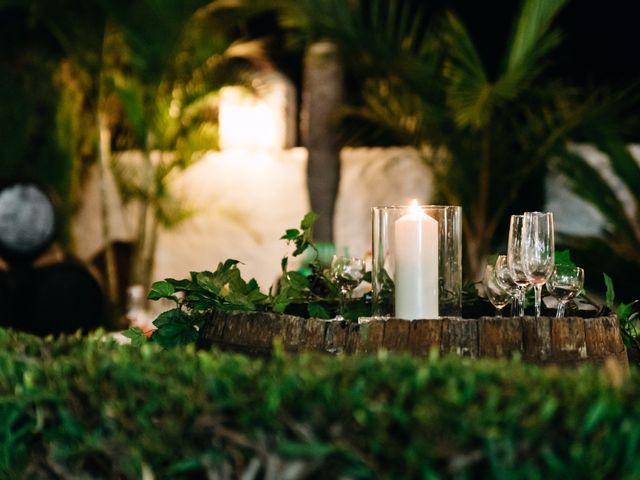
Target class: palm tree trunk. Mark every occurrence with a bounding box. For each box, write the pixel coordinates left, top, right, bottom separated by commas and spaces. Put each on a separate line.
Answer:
301, 40, 344, 243
97, 69, 119, 307
130, 147, 154, 290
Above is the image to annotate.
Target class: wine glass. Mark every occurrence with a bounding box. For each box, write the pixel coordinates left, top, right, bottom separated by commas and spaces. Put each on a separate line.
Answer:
547, 265, 584, 318
331, 255, 366, 320
494, 255, 520, 315
483, 263, 511, 316
507, 214, 531, 316
522, 211, 554, 317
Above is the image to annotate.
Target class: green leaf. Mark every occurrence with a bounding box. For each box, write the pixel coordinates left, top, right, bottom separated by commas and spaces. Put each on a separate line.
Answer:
148, 281, 177, 301
617, 302, 635, 323
281, 228, 300, 240
308, 302, 331, 319
122, 327, 148, 347
555, 250, 576, 268
505, 0, 567, 77
300, 211, 319, 230
152, 309, 198, 349
287, 271, 310, 290
195, 271, 223, 295
271, 294, 291, 314
603, 272, 615, 310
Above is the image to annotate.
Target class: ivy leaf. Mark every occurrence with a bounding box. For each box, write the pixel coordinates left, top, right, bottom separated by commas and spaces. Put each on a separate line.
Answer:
195, 271, 222, 295
166, 278, 194, 291
307, 302, 331, 319
618, 302, 634, 322
300, 211, 319, 230
272, 294, 291, 314
281, 228, 300, 240
603, 272, 615, 309
287, 271, 310, 290
148, 281, 177, 302
122, 327, 148, 347
555, 250, 576, 268
152, 309, 199, 349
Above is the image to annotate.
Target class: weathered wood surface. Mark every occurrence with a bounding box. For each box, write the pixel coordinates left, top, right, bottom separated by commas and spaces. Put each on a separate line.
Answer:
197, 312, 628, 369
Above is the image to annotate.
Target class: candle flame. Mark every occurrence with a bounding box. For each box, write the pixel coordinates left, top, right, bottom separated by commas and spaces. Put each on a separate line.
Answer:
409, 199, 420, 213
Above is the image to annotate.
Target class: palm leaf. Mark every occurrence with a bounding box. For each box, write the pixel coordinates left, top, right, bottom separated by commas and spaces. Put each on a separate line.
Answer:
441, 11, 489, 129
590, 131, 640, 208
554, 146, 637, 243
505, 0, 567, 75
493, 0, 567, 103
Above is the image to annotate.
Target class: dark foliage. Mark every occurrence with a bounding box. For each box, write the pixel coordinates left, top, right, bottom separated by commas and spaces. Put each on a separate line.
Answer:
0, 328, 638, 478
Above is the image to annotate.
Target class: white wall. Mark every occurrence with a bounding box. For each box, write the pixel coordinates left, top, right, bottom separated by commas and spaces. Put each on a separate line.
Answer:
73, 143, 637, 301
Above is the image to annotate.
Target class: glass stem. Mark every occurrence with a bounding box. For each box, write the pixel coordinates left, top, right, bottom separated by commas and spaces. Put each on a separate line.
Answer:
534, 284, 543, 318
337, 288, 347, 320
518, 287, 526, 316
556, 301, 566, 318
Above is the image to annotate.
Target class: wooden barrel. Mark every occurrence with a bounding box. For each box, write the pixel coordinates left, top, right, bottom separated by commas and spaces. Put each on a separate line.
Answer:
198, 312, 628, 370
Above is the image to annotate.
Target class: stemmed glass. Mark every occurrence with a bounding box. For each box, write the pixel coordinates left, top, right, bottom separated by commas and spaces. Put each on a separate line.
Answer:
547, 265, 584, 318
483, 263, 511, 316
507, 215, 531, 316
331, 255, 366, 321
522, 212, 555, 317
494, 255, 520, 315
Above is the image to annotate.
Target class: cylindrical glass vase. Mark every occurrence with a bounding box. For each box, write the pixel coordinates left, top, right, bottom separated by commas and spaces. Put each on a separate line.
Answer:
371, 204, 462, 319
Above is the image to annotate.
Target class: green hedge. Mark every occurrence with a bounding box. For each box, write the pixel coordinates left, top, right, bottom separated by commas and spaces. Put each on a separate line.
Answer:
1, 328, 639, 479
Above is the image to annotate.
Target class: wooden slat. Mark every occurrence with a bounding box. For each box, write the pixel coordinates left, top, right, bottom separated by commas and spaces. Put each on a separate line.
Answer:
324, 320, 349, 354
197, 311, 627, 368
356, 320, 385, 354
383, 318, 410, 351
441, 317, 478, 357
584, 316, 628, 369
407, 319, 442, 356
478, 316, 522, 358
550, 316, 587, 365
222, 311, 284, 354
283, 316, 326, 352
522, 316, 552, 364
197, 309, 227, 349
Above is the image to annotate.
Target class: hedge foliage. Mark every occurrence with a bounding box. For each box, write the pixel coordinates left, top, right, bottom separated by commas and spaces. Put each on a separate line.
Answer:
1, 328, 639, 479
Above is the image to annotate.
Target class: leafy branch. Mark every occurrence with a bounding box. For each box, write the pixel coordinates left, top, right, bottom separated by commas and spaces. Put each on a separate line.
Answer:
603, 272, 640, 355
134, 212, 366, 348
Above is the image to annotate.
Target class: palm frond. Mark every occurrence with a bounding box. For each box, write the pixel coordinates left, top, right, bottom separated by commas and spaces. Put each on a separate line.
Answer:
441, 11, 489, 129
491, 0, 567, 104
553, 146, 638, 243
505, 0, 567, 75
590, 132, 640, 208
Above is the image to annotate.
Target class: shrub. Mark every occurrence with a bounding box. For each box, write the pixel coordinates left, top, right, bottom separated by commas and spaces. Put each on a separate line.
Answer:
0, 327, 638, 478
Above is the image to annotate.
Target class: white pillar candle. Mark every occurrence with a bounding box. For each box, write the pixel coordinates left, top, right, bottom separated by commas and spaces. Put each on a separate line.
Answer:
394, 202, 439, 319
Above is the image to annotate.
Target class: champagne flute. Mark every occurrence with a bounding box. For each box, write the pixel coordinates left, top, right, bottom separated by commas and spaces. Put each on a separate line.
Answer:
331, 255, 366, 321
483, 263, 511, 316
494, 255, 520, 315
547, 265, 584, 318
507, 214, 531, 316
522, 211, 555, 317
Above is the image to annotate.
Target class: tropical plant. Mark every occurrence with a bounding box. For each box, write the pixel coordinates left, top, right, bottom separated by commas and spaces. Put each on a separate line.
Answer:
554, 128, 640, 299
104, 0, 255, 298
293, 0, 606, 279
